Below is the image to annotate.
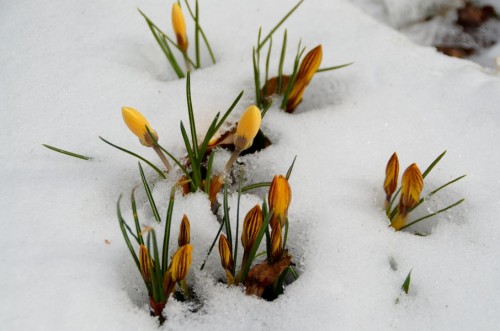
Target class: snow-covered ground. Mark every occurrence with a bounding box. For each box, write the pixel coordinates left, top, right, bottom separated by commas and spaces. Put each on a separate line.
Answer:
2, 0, 500, 330
350, 0, 500, 68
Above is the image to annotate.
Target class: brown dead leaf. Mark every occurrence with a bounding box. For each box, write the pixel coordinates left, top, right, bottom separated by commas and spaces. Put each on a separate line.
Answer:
457, 4, 497, 28
244, 254, 292, 297
261, 76, 290, 97
435, 45, 475, 58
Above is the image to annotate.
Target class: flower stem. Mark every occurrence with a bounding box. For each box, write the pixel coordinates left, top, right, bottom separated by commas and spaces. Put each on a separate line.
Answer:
225, 149, 241, 173
153, 145, 173, 173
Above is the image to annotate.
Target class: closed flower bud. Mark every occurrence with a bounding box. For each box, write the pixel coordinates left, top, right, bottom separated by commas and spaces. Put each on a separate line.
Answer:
172, 3, 188, 52
297, 45, 323, 84
122, 106, 158, 147
384, 152, 399, 206
218, 234, 233, 271
400, 163, 423, 213
209, 175, 224, 206
169, 244, 193, 282
268, 175, 292, 228
178, 215, 190, 247
391, 163, 423, 230
286, 45, 322, 112
234, 105, 262, 151
139, 245, 153, 283
241, 205, 263, 251
270, 221, 283, 261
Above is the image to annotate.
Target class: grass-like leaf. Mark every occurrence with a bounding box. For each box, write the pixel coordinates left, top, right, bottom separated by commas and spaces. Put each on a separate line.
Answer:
99, 136, 166, 179
139, 9, 185, 78
277, 29, 288, 94
223, 182, 233, 251
162, 187, 176, 274
257, 0, 304, 51
283, 217, 289, 250
186, 73, 199, 161
399, 199, 465, 230
402, 269, 412, 294
151, 230, 166, 302
182, 0, 216, 64
422, 150, 447, 179
139, 162, 162, 223
195, 0, 200, 67
317, 62, 353, 73
261, 98, 274, 118
131, 188, 145, 246
410, 175, 466, 212
241, 182, 271, 193
232, 169, 244, 275
200, 218, 225, 270
117, 195, 140, 271
42, 144, 92, 160
261, 201, 272, 264
286, 155, 297, 179
264, 37, 273, 101
253, 46, 262, 108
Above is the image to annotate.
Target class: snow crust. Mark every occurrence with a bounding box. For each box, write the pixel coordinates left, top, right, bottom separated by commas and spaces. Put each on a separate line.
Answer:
2, 0, 500, 330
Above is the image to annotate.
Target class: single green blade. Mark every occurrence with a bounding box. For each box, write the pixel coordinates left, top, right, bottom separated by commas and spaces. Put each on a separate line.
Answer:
138, 162, 162, 223
42, 144, 92, 160
99, 136, 165, 179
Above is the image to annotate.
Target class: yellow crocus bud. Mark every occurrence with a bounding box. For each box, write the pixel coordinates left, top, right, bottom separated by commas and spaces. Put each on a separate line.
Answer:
139, 244, 153, 283
218, 234, 233, 271
391, 163, 423, 230
172, 3, 188, 52
268, 175, 292, 228
234, 105, 262, 151
241, 205, 263, 251
169, 244, 193, 282
286, 45, 323, 112
122, 106, 158, 147
270, 221, 283, 261
178, 214, 190, 247
384, 152, 399, 207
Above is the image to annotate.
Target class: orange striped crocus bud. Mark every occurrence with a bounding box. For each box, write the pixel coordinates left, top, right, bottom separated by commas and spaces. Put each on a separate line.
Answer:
178, 214, 190, 247
209, 175, 224, 206
268, 175, 292, 228
234, 105, 262, 151
122, 106, 158, 147
169, 244, 193, 282
384, 152, 399, 208
241, 205, 263, 252
391, 163, 423, 230
172, 3, 188, 52
218, 234, 233, 271
270, 220, 283, 261
286, 45, 323, 112
139, 244, 153, 283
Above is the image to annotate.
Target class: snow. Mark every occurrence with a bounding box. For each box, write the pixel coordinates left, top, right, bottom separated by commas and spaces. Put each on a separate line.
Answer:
2, 0, 500, 330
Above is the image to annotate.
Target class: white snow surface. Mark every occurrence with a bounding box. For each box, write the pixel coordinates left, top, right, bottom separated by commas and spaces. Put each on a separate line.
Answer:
2, 0, 500, 330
